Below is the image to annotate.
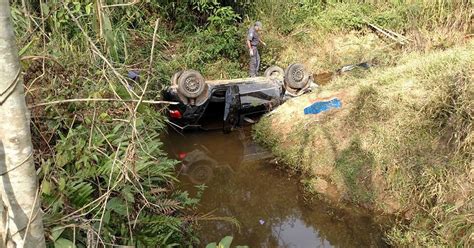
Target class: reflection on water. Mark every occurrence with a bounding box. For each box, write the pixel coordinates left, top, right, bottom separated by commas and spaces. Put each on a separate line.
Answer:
162, 127, 386, 248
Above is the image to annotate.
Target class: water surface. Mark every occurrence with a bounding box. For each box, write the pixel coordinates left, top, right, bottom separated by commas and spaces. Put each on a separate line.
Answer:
163, 127, 386, 248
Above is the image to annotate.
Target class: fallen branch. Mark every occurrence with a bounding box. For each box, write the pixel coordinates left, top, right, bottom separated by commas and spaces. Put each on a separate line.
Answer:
29, 98, 178, 108
366, 21, 409, 45
383, 27, 410, 42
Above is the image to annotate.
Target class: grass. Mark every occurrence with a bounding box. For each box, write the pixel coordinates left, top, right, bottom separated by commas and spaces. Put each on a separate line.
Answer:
254, 40, 473, 246
335, 138, 375, 205
250, 0, 471, 73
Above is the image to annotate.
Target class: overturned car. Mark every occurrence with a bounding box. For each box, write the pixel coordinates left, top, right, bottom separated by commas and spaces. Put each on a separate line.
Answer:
163, 64, 314, 132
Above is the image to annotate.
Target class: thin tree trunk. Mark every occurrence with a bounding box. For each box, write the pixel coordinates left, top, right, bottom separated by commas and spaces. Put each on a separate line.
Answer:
0, 1, 46, 247
21, 0, 32, 32
96, 0, 104, 38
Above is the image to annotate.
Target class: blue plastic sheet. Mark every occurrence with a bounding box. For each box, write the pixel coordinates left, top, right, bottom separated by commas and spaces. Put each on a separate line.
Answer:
304, 98, 342, 115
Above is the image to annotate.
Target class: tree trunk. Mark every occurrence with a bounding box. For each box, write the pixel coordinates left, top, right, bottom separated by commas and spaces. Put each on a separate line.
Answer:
0, 1, 46, 247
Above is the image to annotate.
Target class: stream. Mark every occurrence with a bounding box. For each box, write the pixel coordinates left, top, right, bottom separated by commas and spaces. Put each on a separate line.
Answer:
163, 127, 387, 248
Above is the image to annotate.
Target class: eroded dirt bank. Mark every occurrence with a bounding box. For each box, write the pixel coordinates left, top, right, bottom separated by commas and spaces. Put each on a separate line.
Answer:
253, 41, 473, 247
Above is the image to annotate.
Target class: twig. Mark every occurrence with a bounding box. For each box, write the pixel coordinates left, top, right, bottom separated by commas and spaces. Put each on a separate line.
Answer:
30, 121, 54, 159
134, 18, 160, 113
128, 18, 162, 175
20, 55, 64, 69
22, 189, 41, 243
88, 107, 97, 148
96, 0, 103, 38
95, 139, 124, 248
18, 2, 61, 45
29, 98, 178, 108
95, 125, 115, 153
125, 198, 133, 244
56, 176, 121, 222
102, 0, 140, 8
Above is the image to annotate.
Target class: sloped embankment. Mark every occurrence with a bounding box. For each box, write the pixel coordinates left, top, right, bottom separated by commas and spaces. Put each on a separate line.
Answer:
253, 42, 473, 246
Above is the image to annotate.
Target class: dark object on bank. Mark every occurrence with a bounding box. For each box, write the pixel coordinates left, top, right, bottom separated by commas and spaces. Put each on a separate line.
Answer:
313, 62, 372, 86
128, 70, 140, 81
336, 62, 371, 74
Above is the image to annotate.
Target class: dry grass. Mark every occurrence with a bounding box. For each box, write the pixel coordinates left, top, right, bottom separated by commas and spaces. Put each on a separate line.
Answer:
254, 40, 473, 246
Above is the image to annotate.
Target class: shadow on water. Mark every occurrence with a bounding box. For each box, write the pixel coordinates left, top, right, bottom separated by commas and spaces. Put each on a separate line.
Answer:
162, 127, 387, 248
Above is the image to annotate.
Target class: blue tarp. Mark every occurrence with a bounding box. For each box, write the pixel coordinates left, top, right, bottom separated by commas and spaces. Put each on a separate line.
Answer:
304, 98, 342, 115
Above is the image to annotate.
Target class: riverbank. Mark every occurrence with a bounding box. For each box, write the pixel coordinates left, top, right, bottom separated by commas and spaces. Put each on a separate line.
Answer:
253, 40, 473, 246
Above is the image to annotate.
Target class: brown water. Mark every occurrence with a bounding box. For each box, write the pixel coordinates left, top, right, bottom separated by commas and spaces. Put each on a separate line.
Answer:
163, 127, 387, 248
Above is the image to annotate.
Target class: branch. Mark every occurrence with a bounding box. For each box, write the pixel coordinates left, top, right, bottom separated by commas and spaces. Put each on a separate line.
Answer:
365, 21, 409, 45
29, 98, 178, 108
102, 0, 140, 8
134, 18, 160, 112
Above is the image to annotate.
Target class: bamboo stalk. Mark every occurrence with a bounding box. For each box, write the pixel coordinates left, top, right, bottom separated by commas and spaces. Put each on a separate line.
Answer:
96, 0, 103, 38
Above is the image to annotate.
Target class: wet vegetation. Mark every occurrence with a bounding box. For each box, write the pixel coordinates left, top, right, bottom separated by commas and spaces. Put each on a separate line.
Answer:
8, 0, 473, 246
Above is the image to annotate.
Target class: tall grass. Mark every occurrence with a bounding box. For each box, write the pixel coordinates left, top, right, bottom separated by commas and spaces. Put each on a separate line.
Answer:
254, 0, 472, 32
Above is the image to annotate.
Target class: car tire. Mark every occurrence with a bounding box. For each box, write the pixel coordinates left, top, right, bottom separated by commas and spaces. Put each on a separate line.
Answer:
264, 66, 284, 79
171, 70, 183, 86
186, 161, 214, 184
284, 63, 310, 89
177, 70, 206, 98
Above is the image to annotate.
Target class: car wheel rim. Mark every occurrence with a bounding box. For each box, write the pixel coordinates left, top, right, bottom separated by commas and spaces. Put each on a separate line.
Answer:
184, 77, 201, 93
292, 68, 304, 81
188, 164, 213, 183
194, 169, 209, 181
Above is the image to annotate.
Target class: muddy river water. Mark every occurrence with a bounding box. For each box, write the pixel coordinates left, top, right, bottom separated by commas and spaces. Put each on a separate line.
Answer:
163, 127, 387, 247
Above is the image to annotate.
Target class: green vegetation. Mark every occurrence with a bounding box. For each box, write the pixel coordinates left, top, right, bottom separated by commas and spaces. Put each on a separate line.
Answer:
11, 0, 250, 246
335, 138, 375, 204
206, 236, 248, 248
9, 0, 472, 246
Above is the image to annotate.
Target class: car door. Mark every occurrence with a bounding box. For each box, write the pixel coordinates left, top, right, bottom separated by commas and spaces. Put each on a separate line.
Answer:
238, 80, 283, 116
223, 85, 240, 133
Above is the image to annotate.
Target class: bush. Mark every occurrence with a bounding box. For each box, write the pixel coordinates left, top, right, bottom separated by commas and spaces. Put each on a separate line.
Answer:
193, 5, 242, 62
11, 1, 202, 246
